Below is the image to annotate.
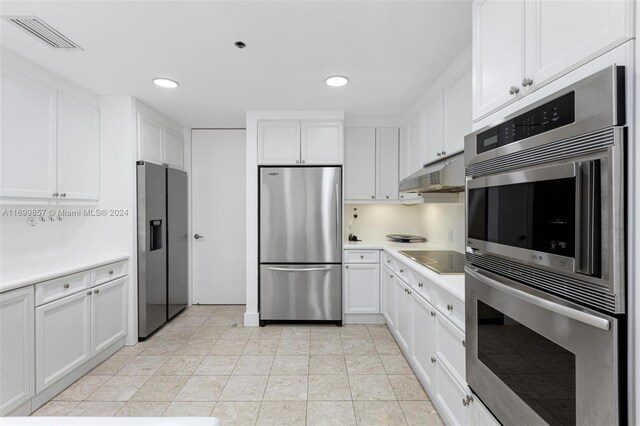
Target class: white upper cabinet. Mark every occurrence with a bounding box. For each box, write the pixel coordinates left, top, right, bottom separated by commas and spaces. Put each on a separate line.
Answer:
344, 127, 376, 200
405, 111, 424, 178
137, 112, 184, 169
258, 121, 301, 164
422, 91, 444, 165
301, 122, 343, 165
138, 113, 164, 165
57, 93, 100, 200
443, 70, 472, 156
1, 72, 57, 199
472, 0, 633, 121
164, 127, 184, 169
472, 0, 525, 120
376, 128, 399, 201
258, 121, 343, 165
524, 0, 632, 92
1, 71, 100, 202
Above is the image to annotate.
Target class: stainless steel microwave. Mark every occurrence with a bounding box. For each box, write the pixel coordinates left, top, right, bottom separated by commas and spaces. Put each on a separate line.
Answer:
464, 65, 626, 314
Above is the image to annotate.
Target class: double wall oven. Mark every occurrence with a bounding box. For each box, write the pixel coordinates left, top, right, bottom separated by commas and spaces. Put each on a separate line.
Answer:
464, 65, 626, 426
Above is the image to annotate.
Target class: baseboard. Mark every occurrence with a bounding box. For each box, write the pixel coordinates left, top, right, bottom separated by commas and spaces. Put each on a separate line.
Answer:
343, 313, 385, 324
30, 337, 125, 412
3, 399, 31, 417
244, 311, 259, 327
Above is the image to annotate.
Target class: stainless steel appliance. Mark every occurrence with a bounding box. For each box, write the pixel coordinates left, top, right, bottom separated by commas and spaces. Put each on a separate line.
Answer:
399, 250, 465, 275
259, 166, 342, 325
137, 162, 188, 339
399, 152, 465, 193
464, 65, 626, 425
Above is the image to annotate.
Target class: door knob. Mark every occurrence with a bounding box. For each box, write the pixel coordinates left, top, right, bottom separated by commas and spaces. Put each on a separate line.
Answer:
194, 234, 204, 240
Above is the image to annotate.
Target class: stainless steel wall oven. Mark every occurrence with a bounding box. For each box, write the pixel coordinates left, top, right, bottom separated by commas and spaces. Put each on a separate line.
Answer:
464, 65, 627, 426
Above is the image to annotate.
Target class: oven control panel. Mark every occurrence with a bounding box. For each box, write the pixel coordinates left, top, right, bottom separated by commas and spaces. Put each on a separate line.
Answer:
477, 91, 576, 154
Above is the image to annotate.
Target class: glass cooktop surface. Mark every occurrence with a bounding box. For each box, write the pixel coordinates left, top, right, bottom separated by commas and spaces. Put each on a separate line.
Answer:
398, 250, 465, 275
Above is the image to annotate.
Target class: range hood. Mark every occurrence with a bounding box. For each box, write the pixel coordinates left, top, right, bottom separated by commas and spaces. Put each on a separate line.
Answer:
399, 152, 465, 193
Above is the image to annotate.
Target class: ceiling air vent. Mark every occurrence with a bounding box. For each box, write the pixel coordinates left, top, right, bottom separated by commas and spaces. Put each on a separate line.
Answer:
2, 15, 83, 50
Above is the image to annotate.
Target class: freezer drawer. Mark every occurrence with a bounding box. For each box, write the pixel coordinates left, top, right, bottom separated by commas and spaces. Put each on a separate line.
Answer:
260, 264, 342, 321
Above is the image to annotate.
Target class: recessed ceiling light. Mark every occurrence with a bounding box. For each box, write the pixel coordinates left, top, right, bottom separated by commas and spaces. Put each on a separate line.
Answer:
153, 78, 179, 88
325, 76, 349, 87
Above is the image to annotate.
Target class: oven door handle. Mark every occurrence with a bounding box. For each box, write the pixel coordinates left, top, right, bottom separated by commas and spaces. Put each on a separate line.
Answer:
466, 266, 611, 331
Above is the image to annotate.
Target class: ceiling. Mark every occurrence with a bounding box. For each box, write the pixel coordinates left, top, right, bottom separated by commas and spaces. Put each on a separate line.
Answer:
0, 1, 471, 128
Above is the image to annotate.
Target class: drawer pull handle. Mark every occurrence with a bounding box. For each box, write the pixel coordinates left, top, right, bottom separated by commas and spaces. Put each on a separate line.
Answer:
345, 265, 349, 269
108, 270, 114, 275
399, 269, 404, 273
94, 289, 100, 294
360, 255, 364, 259
462, 395, 474, 406
447, 304, 453, 311
430, 311, 436, 317
390, 275, 394, 278
87, 291, 92, 295
63, 283, 70, 289
430, 356, 436, 363
418, 283, 423, 288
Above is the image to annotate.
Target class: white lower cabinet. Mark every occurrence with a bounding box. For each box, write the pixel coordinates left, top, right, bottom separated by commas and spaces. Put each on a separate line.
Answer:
435, 311, 466, 384
91, 277, 128, 354
381, 266, 396, 329
394, 278, 412, 352
472, 397, 501, 426
410, 292, 436, 388
344, 264, 380, 314
0, 287, 34, 415
36, 290, 91, 392
434, 355, 472, 426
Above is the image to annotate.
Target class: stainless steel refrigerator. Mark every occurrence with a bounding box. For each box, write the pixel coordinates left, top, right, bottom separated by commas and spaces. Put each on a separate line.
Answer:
259, 166, 342, 325
137, 161, 188, 339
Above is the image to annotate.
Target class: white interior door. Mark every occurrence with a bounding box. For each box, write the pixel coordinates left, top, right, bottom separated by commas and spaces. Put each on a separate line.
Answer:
192, 129, 246, 304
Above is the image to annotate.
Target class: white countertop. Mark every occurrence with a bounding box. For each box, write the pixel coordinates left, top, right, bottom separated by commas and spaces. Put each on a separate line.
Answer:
1, 252, 130, 293
344, 239, 465, 301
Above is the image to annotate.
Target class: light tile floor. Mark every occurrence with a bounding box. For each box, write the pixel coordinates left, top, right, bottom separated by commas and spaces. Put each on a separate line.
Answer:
32, 305, 443, 425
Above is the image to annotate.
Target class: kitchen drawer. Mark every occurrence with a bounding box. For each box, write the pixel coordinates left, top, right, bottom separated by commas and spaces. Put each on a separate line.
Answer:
408, 270, 434, 304
435, 310, 466, 384
380, 251, 397, 272
344, 250, 380, 264
395, 261, 410, 283
436, 288, 464, 330
35, 271, 91, 306
92, 261, 128, 286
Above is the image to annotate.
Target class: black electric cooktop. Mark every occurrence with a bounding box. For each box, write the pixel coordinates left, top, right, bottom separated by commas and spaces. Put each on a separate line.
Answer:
398, 250, 465, 275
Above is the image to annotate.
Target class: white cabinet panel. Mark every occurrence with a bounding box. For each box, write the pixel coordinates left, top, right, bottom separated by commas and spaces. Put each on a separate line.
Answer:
410, 292, 436, 389
434, 357, 471, 426
405, 110, 424, 178
435, 311, 466, 385
36, 291, 91, 392
56, 93, 100, 200
524, 0, 632, 93
375, 128, 399, 200
0, 287, 34, 415
164, 127, 184, 169
344, 264, 380, 314
443, 70, 472, 156
1, 72, 57, 199
138, 112, 164, 165
92, 277, 127, 354
381, 266, 396, 329
395, 278, 411, 352
472, 0, 524, 120
344, 250, 380, 264
473, 397, 501, 426
258, 121, 301, 164
422, 91, 444, 165
35, 271, 91, 307
301, 121, 343, 165
344, 127, 376, 200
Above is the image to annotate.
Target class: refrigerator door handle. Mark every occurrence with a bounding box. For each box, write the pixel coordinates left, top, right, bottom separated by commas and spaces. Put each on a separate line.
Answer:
267, 267, 334, 272
335, 183, 340, 252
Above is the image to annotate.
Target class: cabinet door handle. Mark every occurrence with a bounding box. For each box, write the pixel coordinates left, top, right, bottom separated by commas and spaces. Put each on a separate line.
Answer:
390, 275, 394, 278
371, 195, 375, 199
386, 195, 389, 199
109, 270, 114, 275
462, 395, 474, 406
509, 85, 520, 95
360, 255, 364, 259
462, 339, 465, 348
522, 77, 533, 87
53, 192, 59, 197
430, 356, 436, 363
296, 160, 300, 164
447, 304, 453, 311
399, 269, 404, 273
87, 291, 92, 295
430, 311, 436, 317
301, 160, 306, 164
94, 289, 100, 294
442, 151, 446, 155
387, 259, 391, 263
418, 283, 423, 288
345, 265, 349, 269
63, 283, 70, 289
436, 152, 441, 157
60, 193, 66, 198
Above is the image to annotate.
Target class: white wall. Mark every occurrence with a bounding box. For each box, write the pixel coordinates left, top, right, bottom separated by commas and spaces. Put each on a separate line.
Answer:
343, 204, 421, 241
418, 202, 465, 252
